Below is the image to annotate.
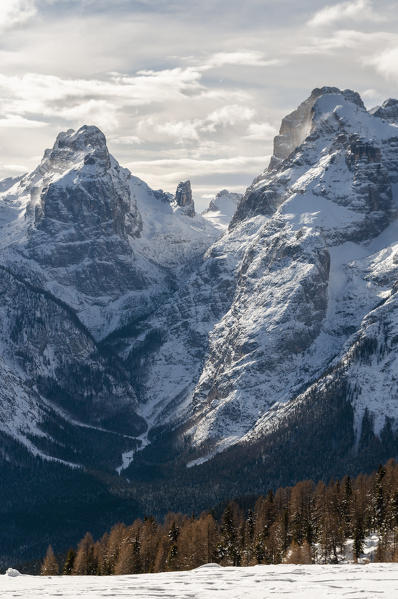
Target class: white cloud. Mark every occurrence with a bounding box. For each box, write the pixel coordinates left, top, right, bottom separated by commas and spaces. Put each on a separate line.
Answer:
368, 47, 398, 80
136, 105, 257, 144
206, 105, 255, 127
0, 69, 205, 133
128, 155, 268, 183
297, 29, 363, 54
308, 0, 382, 28
201, 51, 281, 70
296, 29, 396, 56
0, 69, 203, 112
55, 99, 120, 130
0, 0, 396, 200
0, 114, 46, 128
0, 0, 36, 31
111, 135, 142, 145
156, 120, 201, 142
0, 163, 27, 173
360, 88, 386, 108
245, 122, 277, 140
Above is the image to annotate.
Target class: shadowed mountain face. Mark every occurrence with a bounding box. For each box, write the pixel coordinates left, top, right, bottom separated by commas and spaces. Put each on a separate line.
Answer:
2, 87, 398, 563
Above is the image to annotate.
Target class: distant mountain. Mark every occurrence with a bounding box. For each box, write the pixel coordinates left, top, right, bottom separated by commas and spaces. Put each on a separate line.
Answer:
2, 87, 398, 563
202, 189, 242, 231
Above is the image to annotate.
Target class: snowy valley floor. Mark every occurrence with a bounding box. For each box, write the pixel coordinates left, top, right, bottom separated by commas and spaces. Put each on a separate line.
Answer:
2, 563, 398, 598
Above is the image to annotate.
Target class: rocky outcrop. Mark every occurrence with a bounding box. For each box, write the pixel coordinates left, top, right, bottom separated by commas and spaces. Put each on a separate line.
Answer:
175, 180, 195, 216
206, 189, 242, 212
268, 87, 364, 171
0, 264, 145, 468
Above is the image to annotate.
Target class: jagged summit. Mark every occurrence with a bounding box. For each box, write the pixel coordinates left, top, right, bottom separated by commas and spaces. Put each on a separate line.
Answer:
0, 120, 223, 503
132, 85, 398, 468
206, 189, 242, 212
37, 125, 111, 180
52, 125, 107, 154
231, 86, 396, 227
269, 86, 365, 171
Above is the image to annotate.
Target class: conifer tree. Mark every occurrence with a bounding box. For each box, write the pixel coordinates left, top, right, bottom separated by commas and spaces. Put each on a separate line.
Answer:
63, 548, 76, 575
352, 514, 364, 562
73, 532, 97, 575
114, 524, 142, 575
43, 459, 398, 572
165, 520, 180, 571
285, 540, 312, 564
41, 545, 59, 575
218, 503, 241, 566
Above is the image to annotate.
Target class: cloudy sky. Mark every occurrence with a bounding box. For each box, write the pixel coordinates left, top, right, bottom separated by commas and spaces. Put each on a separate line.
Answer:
1, 0, 398, 209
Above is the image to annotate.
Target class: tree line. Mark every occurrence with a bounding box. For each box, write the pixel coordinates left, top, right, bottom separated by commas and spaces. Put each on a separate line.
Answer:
41, 459, 398, 574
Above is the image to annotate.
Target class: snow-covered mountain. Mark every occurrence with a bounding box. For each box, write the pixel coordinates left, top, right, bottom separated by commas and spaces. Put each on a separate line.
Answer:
3, 86, 398, 563
128, 86, 398, 468
0, 125, 221, 469
0, 127, 218, 340
202, 189, 242, 231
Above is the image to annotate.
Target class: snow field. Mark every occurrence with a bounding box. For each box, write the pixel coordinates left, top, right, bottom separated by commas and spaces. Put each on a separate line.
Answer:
2, 563, 398, 598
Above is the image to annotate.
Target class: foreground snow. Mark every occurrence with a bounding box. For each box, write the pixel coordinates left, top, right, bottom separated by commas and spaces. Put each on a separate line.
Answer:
2, 563, 398, 598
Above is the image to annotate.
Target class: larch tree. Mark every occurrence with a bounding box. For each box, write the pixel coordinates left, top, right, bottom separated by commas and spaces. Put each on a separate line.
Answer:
41, 545, 59, 575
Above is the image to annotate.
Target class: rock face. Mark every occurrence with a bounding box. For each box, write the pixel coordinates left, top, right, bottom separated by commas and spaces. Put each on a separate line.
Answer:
175, 180, 195, 216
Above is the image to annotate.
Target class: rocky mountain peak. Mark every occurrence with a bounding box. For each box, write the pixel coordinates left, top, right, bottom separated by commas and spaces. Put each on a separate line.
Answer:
231, 86, 396, 228
41, 125, 111, 175
311, 86, 364, 108
175, 180, 195, 217
210, 189, 242, 208
372, 98, 398, 124
0, 125, 222, 341
0, 175, 23, 193
269, 87, 365, 171
28, 124, 139, 238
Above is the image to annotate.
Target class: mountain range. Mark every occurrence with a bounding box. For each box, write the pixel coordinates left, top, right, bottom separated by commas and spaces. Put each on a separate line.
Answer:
1, 86, 398, 563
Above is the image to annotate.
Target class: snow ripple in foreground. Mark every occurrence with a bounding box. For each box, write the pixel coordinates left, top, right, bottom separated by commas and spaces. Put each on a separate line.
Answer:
2, 563, 398, 598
